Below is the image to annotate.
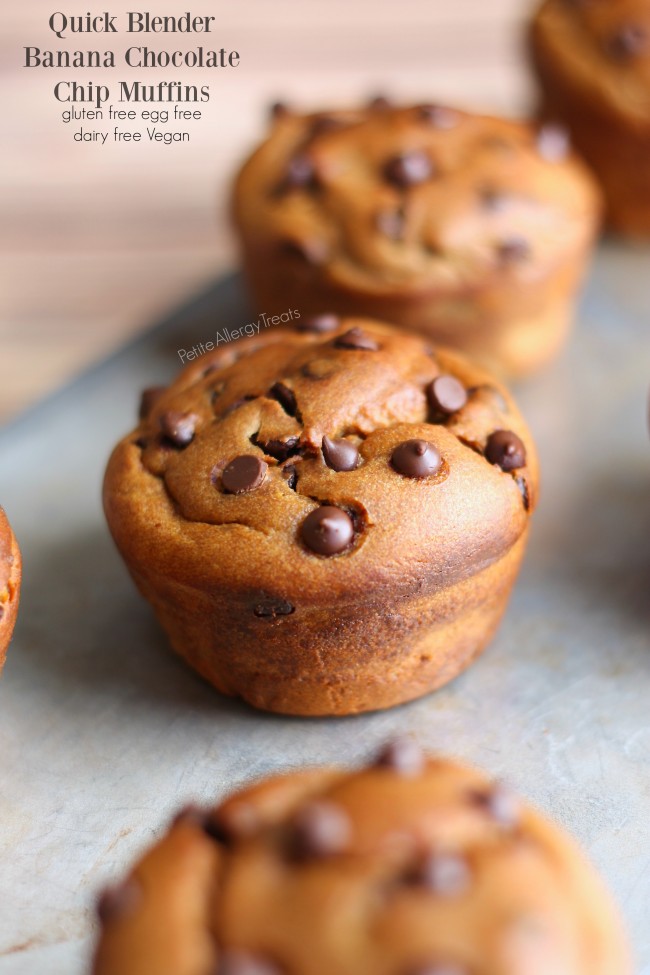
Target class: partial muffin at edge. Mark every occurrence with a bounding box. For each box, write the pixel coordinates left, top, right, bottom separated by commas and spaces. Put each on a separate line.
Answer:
530, 0, 650, 237
0, 505, 21, 672
92, 741, 631, 975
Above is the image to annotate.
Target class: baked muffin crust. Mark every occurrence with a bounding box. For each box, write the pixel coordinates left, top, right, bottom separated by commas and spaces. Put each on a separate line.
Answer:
103, 317, 538, 715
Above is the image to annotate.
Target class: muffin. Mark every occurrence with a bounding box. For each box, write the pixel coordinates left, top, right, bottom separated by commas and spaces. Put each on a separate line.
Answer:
530, 0, 650, 237
0, 506, 21, 672
232, 99, 601, 378
92, 740, 630, 975
103, 316, 538, 717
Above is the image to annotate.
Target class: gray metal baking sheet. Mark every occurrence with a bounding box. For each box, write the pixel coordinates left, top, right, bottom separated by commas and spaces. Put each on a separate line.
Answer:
1, 247, 650, 973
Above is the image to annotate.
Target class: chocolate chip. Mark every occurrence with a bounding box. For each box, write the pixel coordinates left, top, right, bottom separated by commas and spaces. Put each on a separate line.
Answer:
607, 23, 648, 60
485, 430, 526, 471
159, 410, 198, 447
411, 851, 471, 896
427, 375, 468, 416
417, 104, 459, 130
172, 802, 200, 826
334, 327, 379, 351
97, 879, 140, 924
222, 456, 268, 494
368, 94, 391, 110
254, 436, 301, 462
284, 154, 317, 189
424, 242, 444, 258
310, 115, 344, 137
269, 100, 289, 119
280, 237, 329, 266
172, 803, 209, 830
295, 314, 340, 334
138, 386, 166, 420
470, 784, 520, 829
175, 804, 244, 847
384, 151, 434, 187
536, 123, 570, 162
269, 382, 298, 417
289, 800, 351, 859
497, 237, 531, 265
322, 436, 360, 472
200, 805, 253, 845
202, 815, 233, 844
375, 738, 425, 776
391, 440, 442, 479
217, 950, 281, 975
209, 800, 261, 844
282, 464, 298, 490
300, 505, 355, 556
375, 208, 406, 240
253, 596, 295, 619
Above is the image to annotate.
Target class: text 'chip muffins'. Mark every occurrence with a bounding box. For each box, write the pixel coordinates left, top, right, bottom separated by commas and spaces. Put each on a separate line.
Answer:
103, 316, 538, 716
92, 740, 631, 975
233, 100, 601, 378
530, 0, 650, 237
0, 506, 21, 673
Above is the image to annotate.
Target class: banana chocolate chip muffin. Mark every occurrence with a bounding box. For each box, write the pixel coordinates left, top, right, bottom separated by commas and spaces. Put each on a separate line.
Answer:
232, 99, 601, 378
0, 506, 21, 673
92, 741, 630, 975
531, 0, 650, 237
103, 316, 538, 717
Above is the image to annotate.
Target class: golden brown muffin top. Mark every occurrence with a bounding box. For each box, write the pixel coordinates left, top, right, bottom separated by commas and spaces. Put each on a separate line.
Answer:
93, 741, 630, 975
104, 318, 537, 605
233, 100, 599, 296
533, 0, 650, 122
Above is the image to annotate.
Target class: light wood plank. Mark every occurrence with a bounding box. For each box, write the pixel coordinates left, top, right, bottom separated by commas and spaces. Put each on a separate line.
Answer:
0, 0, 534, 421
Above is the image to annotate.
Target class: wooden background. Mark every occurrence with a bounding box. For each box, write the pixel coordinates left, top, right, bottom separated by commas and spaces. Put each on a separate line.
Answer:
1, 0, 535, 423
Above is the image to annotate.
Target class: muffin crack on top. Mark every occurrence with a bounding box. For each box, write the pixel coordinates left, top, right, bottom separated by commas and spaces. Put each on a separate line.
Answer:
124, 316, 534, 552
104, 315, 538, 715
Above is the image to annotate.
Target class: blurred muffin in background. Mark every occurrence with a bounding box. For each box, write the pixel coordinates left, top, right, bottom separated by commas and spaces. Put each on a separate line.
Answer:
233, 98, 601, 378
531, 0, 650, 237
